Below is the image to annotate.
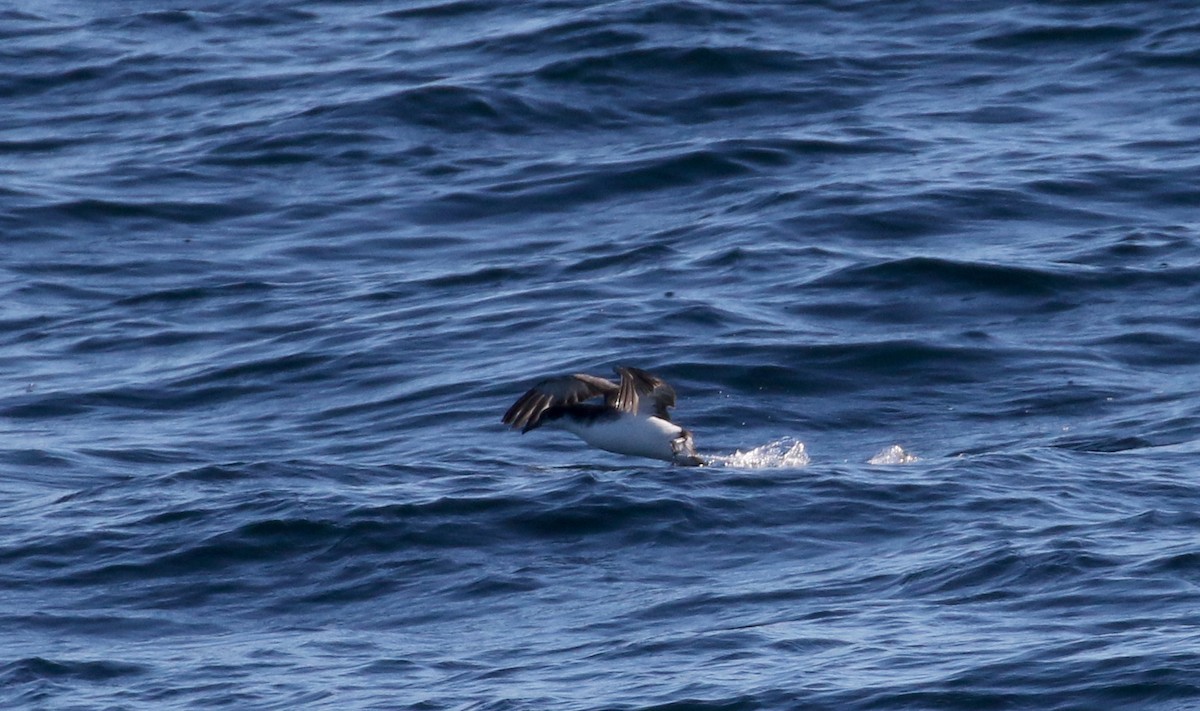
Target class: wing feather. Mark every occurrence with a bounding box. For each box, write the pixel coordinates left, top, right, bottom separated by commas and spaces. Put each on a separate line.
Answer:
502, 373, 617, 431
613, 366, 677, 420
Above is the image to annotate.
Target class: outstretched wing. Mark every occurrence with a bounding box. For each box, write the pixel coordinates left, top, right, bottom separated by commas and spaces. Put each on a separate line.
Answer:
612, 366, 677, 421
502, 373, 617, 432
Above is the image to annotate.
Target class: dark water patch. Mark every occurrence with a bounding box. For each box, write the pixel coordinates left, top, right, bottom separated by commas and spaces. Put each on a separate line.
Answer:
679, 339, 1001, 400
535, 44, 812, 85
293, 233, 480, 273
97, 7, 319, 31
339, 498, 526, 549
63, 324, 211, 356
562, 242, 679, 276
0, 9, 47, 26
0, 61, 116, 101
175, 72, 321, 103
414, 146, 756, 223
809, 256, 1088, 307
4, 611, 205, 640
990, 374, 1127, 420
175, 351, 334, 389
280, 557, 453, 608
447, 570, 542, 600
76, 446, 200, 467
831, 204, 957, 241
10, 256, 219, 281
1091, 330, 1200, 368
958, 103, 1055, 125
200, 129, 387, 167
792, 340, 997, 384
1059, 414, 1200, 454
419, 264, 544, 289
38, 517, 339, 598
1135, 550, 1200, 580
382, 0, 500, 20
1, 380, 276, 419
507, 492, 704, 542
105, 9, 203, 30
463, 16, 645, 58
645, 86, 864, 124
213, 7, 321, 29
972, 23, 1144, 51
21, 196, 260, 227
1121, 136, 1200, 157
897, 543, 1121, 601
2, 392, 91, 419
160, 463, 254, 484
657, 302, 759, 331
828, 186, 1105, 240
631, 696, 770, 711
1048, 166, 1200, 211
0, 135, 89, 153
134, 507, 211, 528
1130, 46, 1200, 69
335, 482, 720, 550
1057, 226, 1199, 267
1054, 433, 1158, 454
905, 652, 1200, 711
0, 527, 141, 584
307, 82, 607, 135
937, 256, 1067, 295
1, 657, 148, 684
115, 280, 275, 307
626, 0, 752, 27
0, 448, 77, 468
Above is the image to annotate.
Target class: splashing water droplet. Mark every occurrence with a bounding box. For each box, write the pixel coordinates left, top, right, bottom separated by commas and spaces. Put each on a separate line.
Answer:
868, 445, 919, 465
708, 438, 810, 468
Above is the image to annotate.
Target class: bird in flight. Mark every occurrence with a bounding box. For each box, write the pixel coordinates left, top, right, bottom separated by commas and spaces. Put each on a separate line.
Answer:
502, 366, 703, 466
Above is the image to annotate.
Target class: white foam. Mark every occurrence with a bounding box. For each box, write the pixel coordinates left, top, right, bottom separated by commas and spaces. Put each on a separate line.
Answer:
709, 437, 810, 468
868, 444, 919, 465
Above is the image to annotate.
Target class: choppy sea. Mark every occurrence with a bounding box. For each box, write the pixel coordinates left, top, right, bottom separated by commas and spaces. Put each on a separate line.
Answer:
4, 1, 1200, 709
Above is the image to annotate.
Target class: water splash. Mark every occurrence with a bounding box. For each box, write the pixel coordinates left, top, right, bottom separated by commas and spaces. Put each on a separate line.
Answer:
868, 445, 920, 465
709, 438, 810, 468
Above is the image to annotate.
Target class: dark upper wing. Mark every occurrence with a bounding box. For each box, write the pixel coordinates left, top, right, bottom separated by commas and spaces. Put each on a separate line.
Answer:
612, 366, 677, 421
502, 373, 617, 432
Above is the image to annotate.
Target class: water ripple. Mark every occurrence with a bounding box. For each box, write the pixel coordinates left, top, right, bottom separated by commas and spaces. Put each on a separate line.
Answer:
4, 0, 1200, 708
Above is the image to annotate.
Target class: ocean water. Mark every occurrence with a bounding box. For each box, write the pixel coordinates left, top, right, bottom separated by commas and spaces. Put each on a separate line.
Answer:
3, 1, 1200, 708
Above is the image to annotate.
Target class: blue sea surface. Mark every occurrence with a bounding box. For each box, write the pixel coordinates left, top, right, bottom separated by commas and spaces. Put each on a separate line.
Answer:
3, 1, 1200, 708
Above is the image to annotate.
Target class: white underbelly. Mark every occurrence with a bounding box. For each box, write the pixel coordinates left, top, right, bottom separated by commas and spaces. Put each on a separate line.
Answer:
563, 414, 681, 462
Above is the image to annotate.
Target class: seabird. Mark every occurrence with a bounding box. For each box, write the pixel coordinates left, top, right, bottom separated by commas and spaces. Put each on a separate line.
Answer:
502, 366, 704, 466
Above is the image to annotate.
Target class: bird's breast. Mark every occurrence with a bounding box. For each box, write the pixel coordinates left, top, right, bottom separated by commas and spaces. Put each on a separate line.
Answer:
560, 412, 681, 461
